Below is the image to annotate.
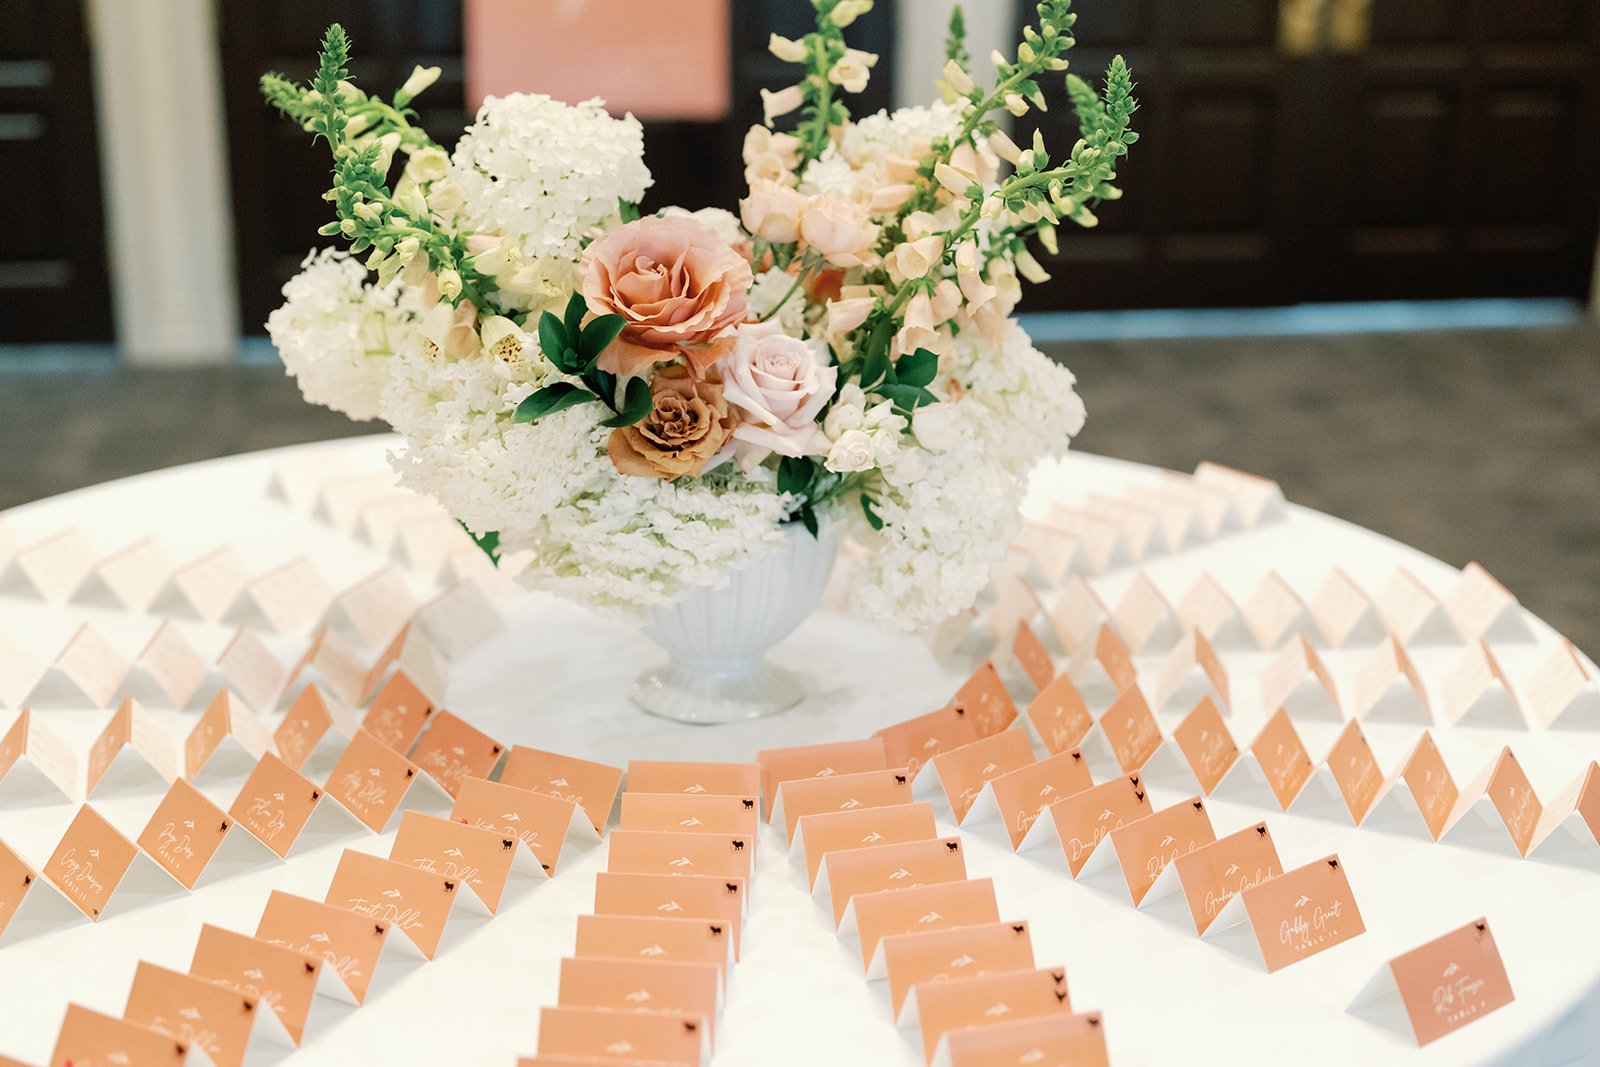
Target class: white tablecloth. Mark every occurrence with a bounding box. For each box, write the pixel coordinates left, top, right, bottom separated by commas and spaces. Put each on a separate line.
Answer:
0, 435, 1596, 1066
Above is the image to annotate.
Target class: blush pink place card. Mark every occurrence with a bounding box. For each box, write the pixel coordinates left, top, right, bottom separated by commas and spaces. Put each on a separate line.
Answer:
1011, 618, 1056, 692
621, 792, 759, 843
1160, 471, 1242, 534
324, 728, 450, 834
169, 545, 251, 623
185, 690, 277, 781
390, 809, 518, 913
51, 624, 129, 708
1043, 504, 1129, 573
1046, 574, 1108, 651
973, 748, 1093, 849
1523, 640, 1600, 729
124, 959, 287, 1067
273, 684, 358, 772
1309, 568, 1386, 647
1530, 761, 1600, 861
453, 775, 595, 875
1076, 795, 1215, 905
0, 631, 45, 709
1084, 494, 1163, 558
1124, 486, 1207, 548
0, 708, 77, 801
1193, 460, 1286, 526
1354, 637, 1432, 723
1025, 672, 1093, 756
44, 805, 183, 920
242, 556, 334, 634
1152, 629, 1230, 713
1111, 573, 1182, 652
256, 889, 393, 1004
914, 968, 1074, 1062
1376, 568, 1457, 646
574, 913, 734, 983
1350, 917, 1515, 1046
325, 846, 461, 959
361, 671, 436, 753
755, 737, 888, 813
1442, 747, 1542, 857
627, 760, 761, 800
329, 566, 418, 649
409, 710, 505, 797
1012, 521, 1080, 587
136, 621, 209, 708
794, 802, 938, 887
853, 877, 1000, 975
1205, 854, 1365, 972
86, 536, 173, 612
557, 956, 721, 1041
606, 829, 753, 885
986, 570, 1039, 645
1444, 562, 1531, 643
874, 706, 981, 778
937, 1011, 1109, 1067
1242, 571, 1309, 650
593, 871, 746, 960
923, 730, 1036, 823
883, 919, 1036, 1020
1175, 574, 1251, 648
535, 1005, 707, 1065
771, 766, 914, 841
50, 1003, 193, 1067
230, 751, 361, 858
1260, 634, 1342, 721
500, 746, 625, 832
1169, 821, 1283, 934
12, 527, 94, 601
1441, 641, 1524, 728
214, 626, 290, 715
952, 661, 1019, 737
137, 777, 265, 890
189, 923, 323, 1047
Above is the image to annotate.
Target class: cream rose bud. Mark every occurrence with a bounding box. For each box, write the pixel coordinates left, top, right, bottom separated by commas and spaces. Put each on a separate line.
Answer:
740, 182, 806, 244
825, 428, 877, 473
799, 194, 880, 268
718, 321, 837, 470
912, 401, 962, 452
823, 383, 868, 438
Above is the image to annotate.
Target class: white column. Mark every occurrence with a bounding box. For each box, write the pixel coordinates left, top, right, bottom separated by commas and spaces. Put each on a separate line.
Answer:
893, 0, 1018, 107
87, 0, 238, 364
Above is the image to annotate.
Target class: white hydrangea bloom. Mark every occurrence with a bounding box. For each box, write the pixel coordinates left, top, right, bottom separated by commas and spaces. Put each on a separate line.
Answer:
449, 94, 652, 268
266, 248, 419, 421
839, 101, 965, 168
746, 268, 807, 337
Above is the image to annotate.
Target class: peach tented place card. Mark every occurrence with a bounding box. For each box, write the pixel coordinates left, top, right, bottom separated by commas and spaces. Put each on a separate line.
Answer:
593, 871, 745, 959
969, 748, 1093, 849
1309, 568, 1386, 648
324, 728, 451, 833
536, 1005, 708, 1066
412, 578, 505, 660
391, 809, 519, 913
409, 709, 504, 797
137, 777, 271, 890
11, 527, 94, 601
0, 836, 82, 947
873, 706, 980, 777
324, 847, 462, 959
1194, 460, 1286, 525
771, 766, 914, 841
256, 889, 393, 1004
1159, 696, 1238, 796
853, 877, 1000, 976
557, 956, 721, 1041
1166, 821, 1282, 934
328, 566, 418, 649
230, 752, 363, 858
1354, 637, 1432, 723
1160, 471, 1243, 534
214, 627, 290, 716
1248, 708, 1316, 811
1084, 494, 1165, 559
124, 959, 293, 1067
1441, 641, 1524, 728
135, 621, 209, 708
755, 737, 888, 812
0, 631, 44, 709
934, 1011, 1109, 1067
50, 624, 129, 708
1530, 761, 1600, 863
0, 708, 76, 802
168, 545, 250, 623
1011, 618, 1055, 692
794, 802, 937, 887
823, 836, 967, 930
1012, 520, 1081, 587
242, 556, 334, 634
1043, 504, 1129, 572
453, 775, 596, 875
884, 919, 1036, 1020
1204, 854, 1365, 972
1312, 719, 1386, 824
607, 829, 753, 886
918, 729, 1035, 822
361, 670, 437, 753
1024, 672, 1093, 756
1260, 634, 1342, 721
50, 1003, 196, 1067
1349, 916, 1514, 1046
952, 661, 1019, 736
273, 684, 359, 773
1124, 485, 1208, 548
1242, 571, 1309, 650
1085, 685, 1163, 775
574, 913, 734, 984
1366, 732, 1459, 840
189, 923, 323, 1047
1175, 574, 1250, 649
185, 690, 277, 782
1376, 568, 1457, 645
1112, 573, 1182, 652
1046, 574, 1108, 652
913, 968, 1074, 1061
1079, 623, 1138, 696
1152, 629, 1230, 713
1441, 747, 1542, 857
500, 745, 625, 832
1444, 562, 1531, 644
621, 792, 759, 845
44, 804, 183, 920
1020, 773, 1151, 876
627, 759, 761, 800
1077, 796, 1215, 905
85, 536, 173, 613
1523, 640, 1600, 729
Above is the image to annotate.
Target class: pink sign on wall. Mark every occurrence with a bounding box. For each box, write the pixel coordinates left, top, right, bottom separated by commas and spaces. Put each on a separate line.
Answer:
465, 0, 732, 120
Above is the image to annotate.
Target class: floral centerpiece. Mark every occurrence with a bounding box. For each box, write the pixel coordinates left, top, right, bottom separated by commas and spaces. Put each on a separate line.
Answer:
263, 0, 1135, 719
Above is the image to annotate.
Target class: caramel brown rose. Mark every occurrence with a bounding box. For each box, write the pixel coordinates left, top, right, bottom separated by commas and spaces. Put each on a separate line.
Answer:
607, 365, 737, 481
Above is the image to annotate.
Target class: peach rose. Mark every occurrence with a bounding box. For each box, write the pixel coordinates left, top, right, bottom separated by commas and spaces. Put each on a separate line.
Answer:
582, 215, 753, 378
798, 193, 880, 268
607, 365, 736, 481
740, 181, 806, 245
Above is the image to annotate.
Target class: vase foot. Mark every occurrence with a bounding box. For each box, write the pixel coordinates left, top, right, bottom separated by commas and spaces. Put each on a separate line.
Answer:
631, 659, 803, 724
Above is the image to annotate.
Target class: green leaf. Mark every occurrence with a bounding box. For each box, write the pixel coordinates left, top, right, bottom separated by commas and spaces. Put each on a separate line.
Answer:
458, 521, 501, 566
513, 382, 596, 423
598, 376, 653, 428
878, 383, 938, 413
860, 493, 884, 532
895, 348, 939, 388
800, 504, 819, 538
578, 314, 627, 369
563, 291, 586, 340
777, 455, 814, 498
860, 314, 894, 389
537, 311, 575, 373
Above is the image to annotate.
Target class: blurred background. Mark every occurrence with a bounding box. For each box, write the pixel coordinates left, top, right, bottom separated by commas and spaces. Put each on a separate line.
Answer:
1, 0, 1597, 645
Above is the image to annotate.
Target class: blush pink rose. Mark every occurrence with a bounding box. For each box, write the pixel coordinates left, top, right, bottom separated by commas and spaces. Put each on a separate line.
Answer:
717, 321, 837, 471
581, 215, 754, 378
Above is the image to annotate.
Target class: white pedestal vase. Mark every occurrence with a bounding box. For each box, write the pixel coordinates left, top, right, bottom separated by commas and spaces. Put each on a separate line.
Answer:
633, 520, 841, 724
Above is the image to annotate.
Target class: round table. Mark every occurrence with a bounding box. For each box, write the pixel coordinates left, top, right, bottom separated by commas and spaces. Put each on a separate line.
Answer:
0, 435, 1595, 1067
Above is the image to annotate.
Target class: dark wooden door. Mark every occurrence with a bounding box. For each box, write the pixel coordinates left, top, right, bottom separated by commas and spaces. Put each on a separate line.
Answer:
1020, 0, 1600, 310
0, 0, 113, 343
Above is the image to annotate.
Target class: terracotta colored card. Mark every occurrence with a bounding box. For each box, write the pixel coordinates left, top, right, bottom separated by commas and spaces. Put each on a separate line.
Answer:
0, 837, 43, 942
557, 956, 720, 1040
852, 877, 1000, 971
1172, 821, 1283, 934
361, 671, 436, 753
984, 749, 1093, 849
324, 728, 427, 833
171, 545, 250, 622
536, 1005, 706, 1065
1, 708, 77, 799
1382, 917, 1515, 1046
797, 802, 938, 886
883, 919, 1036, 1018
953, 661, 1019, 736
190, 923, 322, 1046
1237, 854, 1365, 972
1096, 796, 1216, 904
243, 555, 333, 634
593, 871, 745, 959
627, 759, 761, 801
53, 624, 129, 707
755, 737, 888, 812
1012, 619, 1056, 692
607, 829, 753, 884
874, 706, 980, 777
325, 847, 459, 959
1097, 686, 1163, 773
773, 767, 914, 840
1039, 773, 1151, 876
1171, 696, 1239, 795
409, 710, 504, 797
621, 792, 759, 842
942, 1011, 1109, 1067
823, 836, 967, 927
50, 1003, 191, 1067
929, 730, 1036, 822
500, 745, 624, 832
124, 959, 264, 1067
915, 968, 1073, 1060
1399, 732, 1460, 841
1093, 623, 1138, 692
453, 775, 588, 874
1250, 708, 1315, 810
229, 752, 346, 858
574, 913, 733, 981
1324, 720, 1385, 824
391, 809, 518, 912
1026, 673, 1094, 756
44, 805, 142, 920
136, 778, 237, 889
256, 889, 391, 1003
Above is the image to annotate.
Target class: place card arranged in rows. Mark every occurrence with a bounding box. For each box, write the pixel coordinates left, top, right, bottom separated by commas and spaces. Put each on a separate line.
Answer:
123, 957, 296, 1067
594, 869, 746, 959
913, 728, 1035, 822
46, 1004, 199, 1067
619, 791, 760, 852
1202, 854, 1365, 972
189, 922, 331, 1047
499, 744, 625, 833
794, 802, 939, 889
574, 912, 735, 986
625, 759, 762, 805
913, 968, 1077, 1064
453, 775, 600, 875
754, 736, 889, 813
534, 1004, 709, 1066
855, 877, 1002, 976
555, 955, 722, 1043
1347, 916, 1515, 1047
931, 1012, 1110, 1067
256, 889, 404, 1004
882, 919, 1036, 1020
1074, 796, 1218, 906
770, 766, 915, 842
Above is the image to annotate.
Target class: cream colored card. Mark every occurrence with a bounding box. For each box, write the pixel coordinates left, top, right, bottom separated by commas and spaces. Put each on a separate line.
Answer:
256, 889, 393, 1004
607, 829, 753, 886
1354, 637, 1432, 723
796, 802, 938, 887
1441, 641, 1524, 728
914, 967, 1073, 1061
50, 1003, 193, 1067
535, 1005, 707, 1066
1112, 573, 1182, 652
13, 527, 94, 601
137, 777, 265, 890
557, 956, 721, 1042
324, 728, 449, 834
1011, 618, 1056, 692
409, 710, 504, 797
88, 537, 174, 613
329, 566, 417, 649
243, 556, 334, 634
452, 775, 595, 875
627, 760, 761, 801
1152, 629, 1230, 713
574, 913, 734, 983
593, 871, 745, 960
271, 448, 389, 510
45, 804, 182, 920
324, 847, 461, 959
974, 748, 1093, 849
873, 707, 980, 778
1175, 574, 1251, 648
1260, 634, 1342, 720
397, 514, 472, 576
214, 627, 289, 715
170, 545, 250, 623
1193, 460, 1286, 525
1242, 571, 1309, 650
1530, 761, 1600, 862
923, 730, 1035, 823
125, 958, 288, 1067
1444, 562, 1530, 643
882, 919, 1035, 1020
1025, 673, 1094, 756
1024, 773, 1151, 877
86, 698, 180, 797
189, 923, 322, 1046
1169, 821, 1282, 934
273, 684, 358, 773
1523, 640, 1600, 729
1443, 747, 1542, 857
1376, 568, 1457, 645
185, 690, 276, 781
621, 792, 759, 845
52, 624, 129, 707
390, 809, 518, 913
229, 751, 361, 858
755, 737, 888, 812
1209, 854, 1365, 972
0, 630, 44, 709
1160, 471, 1242, 534
1011, 521, 1080, 587
852, 877, 1000, 975
361, 670, 437, 753
137, 620, 209, 708
316, 471, 404, 531
1043, 504, 1129, 573
952, 661, 1019, 737
1309, 568, 1386, 647
1168, 696, 1239, 795
357, 493, 448, 552
1085, 494, 1165, 559
1351, 916, 1516, 1047
1046, 574, 1108, 651
771, 767, 914, 841
500, 745, 625, 832
412, 579, 505, 660
936, 1010, 1109, 1067
0, 708, 77, 802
